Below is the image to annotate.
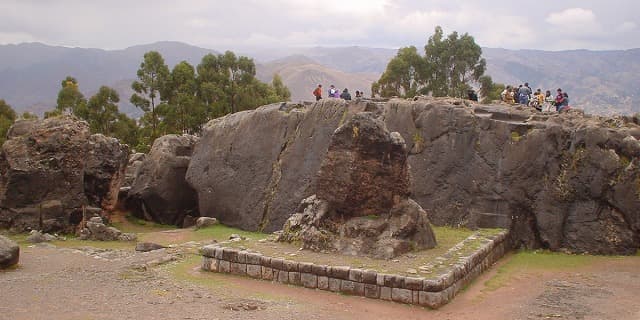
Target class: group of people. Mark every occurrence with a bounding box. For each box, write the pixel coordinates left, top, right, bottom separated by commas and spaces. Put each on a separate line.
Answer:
501, 82, 571, 112
312, 84, 363, 101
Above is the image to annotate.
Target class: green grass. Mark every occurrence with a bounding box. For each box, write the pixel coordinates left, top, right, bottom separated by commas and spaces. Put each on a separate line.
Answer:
166, 254, 229, 288
482, 250, 600, 292
192, 224, 266, 242
111, 214, 174, 234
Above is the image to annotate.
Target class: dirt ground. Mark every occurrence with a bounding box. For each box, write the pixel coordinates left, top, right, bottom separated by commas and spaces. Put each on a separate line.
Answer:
1, 234, 639, 320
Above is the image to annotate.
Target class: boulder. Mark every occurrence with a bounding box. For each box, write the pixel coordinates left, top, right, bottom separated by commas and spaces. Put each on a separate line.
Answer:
0, 234, 19, 269
195, 217, 218, 230
186, 99, 367, 232
78, 216, 136, 241
26, 230, 57, 243
279, 113, 437, 259
135, 242, 166, 252
0, 116, 128, 233
127, 134, 199, 226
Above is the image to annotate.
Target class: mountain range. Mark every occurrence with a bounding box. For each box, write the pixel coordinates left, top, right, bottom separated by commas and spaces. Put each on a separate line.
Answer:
0, 41, 638, 117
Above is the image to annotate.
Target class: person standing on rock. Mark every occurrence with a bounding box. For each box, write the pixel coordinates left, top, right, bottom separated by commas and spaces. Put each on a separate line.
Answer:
313, 84, 323, 101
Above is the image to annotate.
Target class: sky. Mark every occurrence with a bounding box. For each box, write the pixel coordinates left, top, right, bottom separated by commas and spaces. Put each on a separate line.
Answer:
1, 0, 639, 51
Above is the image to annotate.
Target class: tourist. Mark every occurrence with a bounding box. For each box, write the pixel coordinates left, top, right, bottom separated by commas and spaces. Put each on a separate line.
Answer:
501, 85, 511, 102
313, 84, 322, 101
340, 88, 352, 100
518, 82, 532, 105
555, 88, 564, 111
328, 85, 338, 98
558, 92, 570, 112
543, 90, 555, 112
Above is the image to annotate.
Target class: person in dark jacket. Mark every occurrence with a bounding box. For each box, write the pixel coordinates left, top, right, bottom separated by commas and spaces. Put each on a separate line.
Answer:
340, 88, 352, 100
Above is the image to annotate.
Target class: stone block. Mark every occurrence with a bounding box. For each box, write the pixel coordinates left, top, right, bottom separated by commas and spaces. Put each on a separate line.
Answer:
362, 270, 377, 284
312, 264, 328, 276
301, 273, 318, 288
219, 260, 231, 273
230, 262, 246, 275
236, 251, 247, 264
201, 257, 212, 270
340, 280, 356, 295
277, 270, 289, 283
245, 252, 262, 265
331, 266, 350, 280
348, 268, 363, 282
364, 284, 380, 299
214, 247, 224, 259
222, 248, 238, 262
289, 272, 301, 286
419, 291, 445, 309
209, 259, 219, 272
376, 273, 386, 286
271, 269, 280, 281
271, 258, 284, 270
391, 288, 413, 304
318, 276, 329, 290
298, 262, 314, 273
283, 260, 299, 272
380, 286, 392, 301
384, 274, 405, 288
423, 278, 444, 292
247, 264, 262, 278
200, 245, 217, 258
404, 277, 424, 290
328, 278, 341, 292
260, 255, 271, 266
412, 290, 420, 304
261, 266, 274, 281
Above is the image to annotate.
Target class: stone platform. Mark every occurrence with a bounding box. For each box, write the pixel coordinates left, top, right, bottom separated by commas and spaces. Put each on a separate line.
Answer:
201, 229, 511, 308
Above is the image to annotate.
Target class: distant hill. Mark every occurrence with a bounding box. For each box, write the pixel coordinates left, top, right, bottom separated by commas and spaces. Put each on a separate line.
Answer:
0, 42, 638, 117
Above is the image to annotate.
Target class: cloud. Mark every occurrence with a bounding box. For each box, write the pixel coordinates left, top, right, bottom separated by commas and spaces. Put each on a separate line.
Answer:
546, 8, 603, 35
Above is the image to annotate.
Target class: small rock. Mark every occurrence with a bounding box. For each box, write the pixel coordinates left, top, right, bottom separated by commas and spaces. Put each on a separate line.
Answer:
135, 242, 166, 252
27, 230, 57, 243
195, 217, 219, 230
0, 235, 19, 269
406, 268, 418, 274
392, 259, 400, 263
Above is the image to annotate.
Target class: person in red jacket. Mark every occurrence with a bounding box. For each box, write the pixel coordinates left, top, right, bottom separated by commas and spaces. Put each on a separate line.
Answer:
313, 84, 322, 101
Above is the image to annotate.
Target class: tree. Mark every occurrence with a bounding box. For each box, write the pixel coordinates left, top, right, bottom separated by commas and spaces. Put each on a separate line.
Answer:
130, 51, 170, 139
374, 26, 487, 99
0, 99, 17, 145
271, 74, 291, 101
478, 75, 505, 103
85, 86, 120, 134
55, 76, 87, 115
158, 61, 204, 135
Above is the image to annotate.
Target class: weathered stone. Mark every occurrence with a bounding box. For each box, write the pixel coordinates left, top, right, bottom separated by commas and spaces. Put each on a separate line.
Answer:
222, 248, 238, 262
289, 272, 302, 286
348, 268, 363, 282
340, 280, 357, 295
195, 217, 218, 230
298, 262, 314, 273
0, 116, 128, 233
127, 134, 199, 226
218, 260, 231, 273
380, 286, 392, 301
236, 251, 247, 264
26, 230, 56, 243
230, 262, 246, 275
201, 257, 213, 271
79, 216, 136, 241
0, 235, 19, 269
182, 215, 197, 228
270, 258, 284, 270
419, 291, 445, 308
245, 252, 262, 265
391, 288, 413, 304
404, 277, 424, 290
328, 278, 341, 292
261, 266, 274, 280
362, 270, 378, 284
283, 260, 298, 272
301, 273, 317, 288
330, 266, 350, 280
277, 270, 289, 283
247, 264, 262, 278
364, 284, 380, 299
200, 245, 218, 258
135, 242, 166, 252
318, 276, 329, 290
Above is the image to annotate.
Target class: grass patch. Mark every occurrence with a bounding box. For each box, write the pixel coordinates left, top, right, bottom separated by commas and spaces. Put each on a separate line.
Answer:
110, 214, 174, 234
193, 225, 266, 242
482, 250, 599, 292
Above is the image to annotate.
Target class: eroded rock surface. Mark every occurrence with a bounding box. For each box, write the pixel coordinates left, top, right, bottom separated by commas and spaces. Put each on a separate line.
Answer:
0, 234, 19, 268
127, 134, 199, 226
0, 116, 128, 233
186, 98, 639, 255
279, 113, 437, 259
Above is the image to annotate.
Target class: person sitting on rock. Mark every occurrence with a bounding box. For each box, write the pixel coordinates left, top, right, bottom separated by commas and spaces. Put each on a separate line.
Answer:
558, 92, 571, 112
467, 89, 478, 102
328, 85, 338, 98
340, 88, 352, 100
501, 85, 511, 102
555, 88, 565, 111
543, 90, 555, 112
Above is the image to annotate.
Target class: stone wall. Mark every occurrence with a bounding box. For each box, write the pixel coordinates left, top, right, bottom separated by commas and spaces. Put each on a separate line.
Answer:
201, 230, 511, 308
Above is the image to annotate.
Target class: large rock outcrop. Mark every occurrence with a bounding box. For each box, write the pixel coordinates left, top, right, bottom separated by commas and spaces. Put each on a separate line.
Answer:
126, 134, 199, 226
185, 98, 639, 255
186, 100, 366, 231
279, 113, 436, 259
0, 116, 128, 233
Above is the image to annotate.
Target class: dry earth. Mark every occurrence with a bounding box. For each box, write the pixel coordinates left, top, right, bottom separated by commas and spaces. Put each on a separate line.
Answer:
1, 227, 639, 320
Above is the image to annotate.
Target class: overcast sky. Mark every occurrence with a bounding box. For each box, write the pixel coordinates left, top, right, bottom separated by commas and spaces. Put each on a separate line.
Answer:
1, 0, 639, 51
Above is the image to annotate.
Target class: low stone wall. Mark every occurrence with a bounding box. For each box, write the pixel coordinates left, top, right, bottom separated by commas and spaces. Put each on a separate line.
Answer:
201, 230, 511, 308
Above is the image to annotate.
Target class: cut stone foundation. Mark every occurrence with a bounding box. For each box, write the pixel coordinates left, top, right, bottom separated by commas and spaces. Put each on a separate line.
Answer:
201, 229, 511, 308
